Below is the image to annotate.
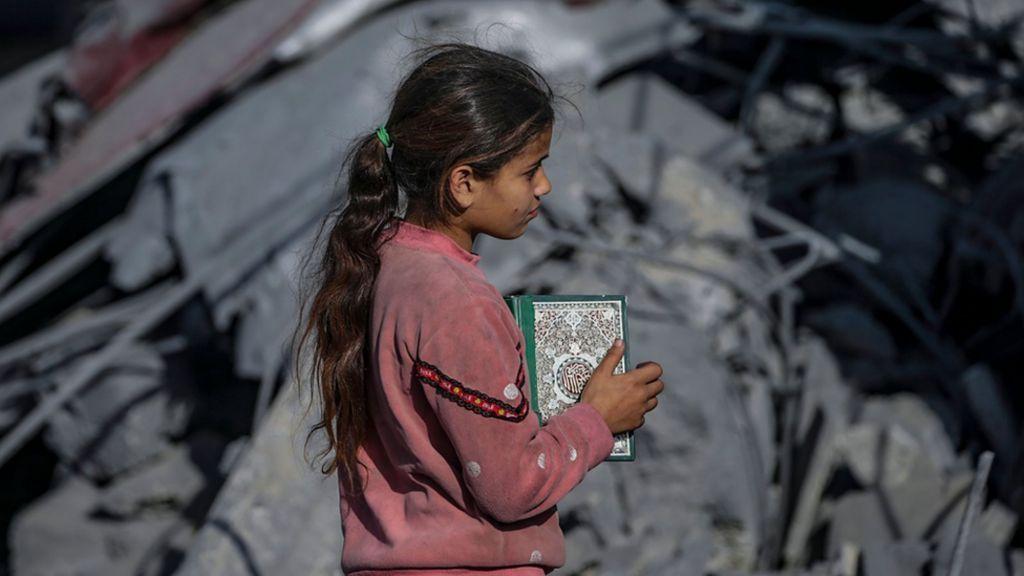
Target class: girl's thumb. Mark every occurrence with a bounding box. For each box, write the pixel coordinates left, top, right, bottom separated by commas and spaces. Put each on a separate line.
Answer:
597, 339, 624, 373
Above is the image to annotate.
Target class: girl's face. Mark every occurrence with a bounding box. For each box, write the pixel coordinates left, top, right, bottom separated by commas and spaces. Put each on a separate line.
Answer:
457, 125, 553, 240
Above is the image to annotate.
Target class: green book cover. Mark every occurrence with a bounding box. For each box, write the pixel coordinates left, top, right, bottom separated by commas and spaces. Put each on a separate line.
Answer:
503, 294, 635, 462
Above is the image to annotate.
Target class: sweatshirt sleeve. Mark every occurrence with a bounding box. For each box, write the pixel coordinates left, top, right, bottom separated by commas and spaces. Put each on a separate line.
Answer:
413, 294, 615, 524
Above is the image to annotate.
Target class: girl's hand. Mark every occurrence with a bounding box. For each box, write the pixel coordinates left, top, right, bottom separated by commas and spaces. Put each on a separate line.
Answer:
579, 339, 664, 435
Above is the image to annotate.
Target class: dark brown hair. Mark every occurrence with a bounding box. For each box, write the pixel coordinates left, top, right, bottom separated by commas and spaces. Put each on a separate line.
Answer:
291, 42, 572, 496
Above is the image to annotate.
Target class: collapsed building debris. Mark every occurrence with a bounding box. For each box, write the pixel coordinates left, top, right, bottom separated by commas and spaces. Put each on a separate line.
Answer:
1, 0, 1023, 575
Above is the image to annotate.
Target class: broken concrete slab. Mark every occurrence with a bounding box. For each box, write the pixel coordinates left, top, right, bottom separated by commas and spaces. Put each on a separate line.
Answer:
272, 0, 408, 63
9, 474, 109, 574
105, 177, 177, 291
859, 393, 958, 474
632, 155, 768, 335
9, 473, 184, 576
838, 422, 919, 488
827, 491, 930, 576
590, 125, 663, 202
837, 78, 905, 133
95, 431, 223, 520
837, 421, 974, 539
41, 342, 193, 481
978, 500, 1018, 549
172, 371, 341, 575
750, 84, 835, 153
594, 71, 754, 174
213, 240, 305, 381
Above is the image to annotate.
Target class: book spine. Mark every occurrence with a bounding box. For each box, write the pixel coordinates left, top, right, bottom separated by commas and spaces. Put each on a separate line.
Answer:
504, 296, 541, 426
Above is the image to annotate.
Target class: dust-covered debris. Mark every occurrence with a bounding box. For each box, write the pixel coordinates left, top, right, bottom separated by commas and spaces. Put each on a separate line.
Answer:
1, 1, 1022, 575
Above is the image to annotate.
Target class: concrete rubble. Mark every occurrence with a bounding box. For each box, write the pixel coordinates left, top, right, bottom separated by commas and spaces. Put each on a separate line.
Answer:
1, 0, 1023, 574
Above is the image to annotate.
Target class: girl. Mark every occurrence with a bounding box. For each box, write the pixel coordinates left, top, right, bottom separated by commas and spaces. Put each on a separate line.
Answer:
294, 42, 666, 575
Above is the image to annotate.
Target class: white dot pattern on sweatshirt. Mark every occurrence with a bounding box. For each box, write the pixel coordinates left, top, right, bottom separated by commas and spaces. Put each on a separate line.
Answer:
568, 446, 578, 462
537, 452, 546, 469
503, 383, 519, 400
466, 461, 481, 478
530, 550, 543, 562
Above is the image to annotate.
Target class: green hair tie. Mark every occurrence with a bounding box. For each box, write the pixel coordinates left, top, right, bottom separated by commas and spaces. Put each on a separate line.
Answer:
375, 124, 393, 148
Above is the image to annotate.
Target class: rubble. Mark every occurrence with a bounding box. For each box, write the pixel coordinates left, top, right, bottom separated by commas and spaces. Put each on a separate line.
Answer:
594, 71, 754, 174
749, 84, 834, 154
1, 0, 1023, 575
0, 0, 323, 253
41, 342, 192, 481
173, 373, 342, 576
9, 472, 196, 576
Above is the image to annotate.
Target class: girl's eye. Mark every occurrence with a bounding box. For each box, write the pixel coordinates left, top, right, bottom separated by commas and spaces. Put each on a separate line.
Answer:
526, 166, 540, 179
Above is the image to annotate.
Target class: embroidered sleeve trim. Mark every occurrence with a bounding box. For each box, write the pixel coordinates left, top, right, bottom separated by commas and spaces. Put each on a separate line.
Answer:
413, 341, 530, 422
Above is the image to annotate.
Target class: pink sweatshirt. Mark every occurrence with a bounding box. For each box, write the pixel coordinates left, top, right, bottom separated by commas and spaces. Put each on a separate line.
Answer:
338, 219, 615, 575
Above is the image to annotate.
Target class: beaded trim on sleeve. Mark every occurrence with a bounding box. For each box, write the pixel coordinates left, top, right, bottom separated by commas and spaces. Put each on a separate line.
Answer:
413, 341, 530, 422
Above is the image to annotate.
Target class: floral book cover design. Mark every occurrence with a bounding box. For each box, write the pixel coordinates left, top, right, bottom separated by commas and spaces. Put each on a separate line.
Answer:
503, 294, 635, 461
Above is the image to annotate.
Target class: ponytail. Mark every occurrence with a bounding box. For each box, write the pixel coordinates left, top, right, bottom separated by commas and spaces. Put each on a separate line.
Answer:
294, 125, 399, 496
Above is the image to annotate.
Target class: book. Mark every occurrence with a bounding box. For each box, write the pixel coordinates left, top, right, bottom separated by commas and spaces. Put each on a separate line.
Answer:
503, 294, 635, 461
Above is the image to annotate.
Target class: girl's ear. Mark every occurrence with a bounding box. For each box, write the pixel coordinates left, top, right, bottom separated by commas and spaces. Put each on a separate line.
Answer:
447, 164, 479, 210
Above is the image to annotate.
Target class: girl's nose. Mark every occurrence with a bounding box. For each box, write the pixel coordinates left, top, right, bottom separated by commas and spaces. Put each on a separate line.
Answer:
536, 168, 552, 196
